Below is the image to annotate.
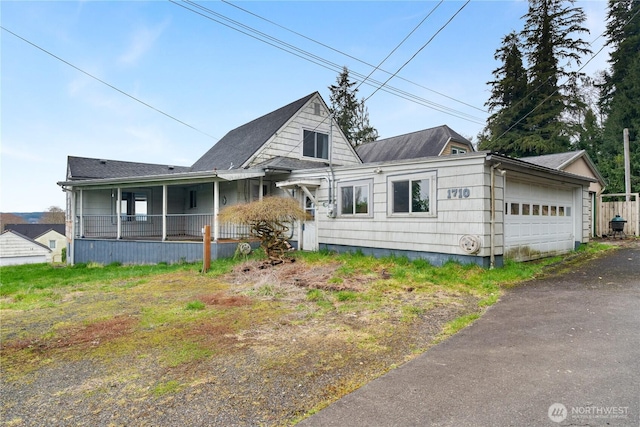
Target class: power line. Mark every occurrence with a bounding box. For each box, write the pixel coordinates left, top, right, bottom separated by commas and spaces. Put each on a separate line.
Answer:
171, 0, 485, 124
363, 0, 471, 104
492, 6, 640, 143
220, 0, 486, 113
0, 26, 219, 141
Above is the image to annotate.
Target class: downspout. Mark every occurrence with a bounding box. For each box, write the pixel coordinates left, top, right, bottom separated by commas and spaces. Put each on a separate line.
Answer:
490, 162, 502, 269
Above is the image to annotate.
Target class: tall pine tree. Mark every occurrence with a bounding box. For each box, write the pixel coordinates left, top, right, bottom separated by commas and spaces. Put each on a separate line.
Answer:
480, 0, 592, 157
598, 0, 640, 193
329, 66, 378, 147
478, 32, 530, 155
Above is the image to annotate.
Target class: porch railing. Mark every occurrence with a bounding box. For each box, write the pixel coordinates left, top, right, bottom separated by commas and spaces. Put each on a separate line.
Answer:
77, 214, 252, 240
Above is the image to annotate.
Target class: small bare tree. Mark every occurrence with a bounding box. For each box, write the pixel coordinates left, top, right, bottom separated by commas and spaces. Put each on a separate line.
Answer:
218, 197, 308, 261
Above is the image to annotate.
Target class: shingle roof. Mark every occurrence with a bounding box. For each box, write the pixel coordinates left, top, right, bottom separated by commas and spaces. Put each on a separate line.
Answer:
67, 157, 191, 180
519, 151, 584, 169
3, 224, 65, 239
254, 156, 329, 172
191, 92, 317, 172
356, 125, 473, 163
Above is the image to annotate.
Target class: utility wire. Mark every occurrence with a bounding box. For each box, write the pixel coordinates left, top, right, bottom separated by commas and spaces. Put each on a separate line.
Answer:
351, 1, 444, 95
363, 0, 471, 104
220, 0, 486, 113
492, 5, 640, 143
172, 0, 485, 124
0, 26, 219, 141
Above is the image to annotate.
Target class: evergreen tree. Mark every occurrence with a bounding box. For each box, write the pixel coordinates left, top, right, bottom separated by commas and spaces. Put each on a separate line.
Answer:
352, 99, 379, 146
599, 0, 640, 193
478, 32, 530, 155
481, 1, 592, 157
329, 66, 378, 147
520, 0, 591, 155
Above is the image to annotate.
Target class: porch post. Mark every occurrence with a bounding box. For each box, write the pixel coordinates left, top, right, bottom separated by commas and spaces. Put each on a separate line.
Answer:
259, 177, 264, 201
79, 189, 84, 238
213, 180, 220, 241
69, 189, 76, 265
162, 184, 168, 241
116, 187, 122, 240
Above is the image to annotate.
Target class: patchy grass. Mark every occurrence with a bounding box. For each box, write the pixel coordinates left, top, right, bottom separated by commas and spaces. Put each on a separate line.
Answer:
0, 243, 616, 426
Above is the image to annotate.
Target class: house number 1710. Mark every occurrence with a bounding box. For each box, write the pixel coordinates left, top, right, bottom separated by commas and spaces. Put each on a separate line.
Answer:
447, 188, 470, 199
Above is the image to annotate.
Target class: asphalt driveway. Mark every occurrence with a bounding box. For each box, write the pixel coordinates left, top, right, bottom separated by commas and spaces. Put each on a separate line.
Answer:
300, 244, 640, 426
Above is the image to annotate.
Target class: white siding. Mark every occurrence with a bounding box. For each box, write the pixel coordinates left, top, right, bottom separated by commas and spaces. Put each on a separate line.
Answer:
0, 232, 52, 266
248, 94, 360, 168
287, 155, 493, 260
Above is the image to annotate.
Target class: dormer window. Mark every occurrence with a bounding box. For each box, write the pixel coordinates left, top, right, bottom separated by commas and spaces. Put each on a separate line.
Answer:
303, 130, 329, 160
451, 146, 467, 154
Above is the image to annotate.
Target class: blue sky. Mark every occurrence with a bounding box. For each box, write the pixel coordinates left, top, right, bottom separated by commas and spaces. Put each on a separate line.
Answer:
1, 0, 609, 212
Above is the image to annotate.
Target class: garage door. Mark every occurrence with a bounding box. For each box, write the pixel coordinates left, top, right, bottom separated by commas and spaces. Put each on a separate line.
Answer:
505, 180, 575, 259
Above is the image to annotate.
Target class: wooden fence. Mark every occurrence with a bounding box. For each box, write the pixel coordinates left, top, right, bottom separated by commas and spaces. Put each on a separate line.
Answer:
598, 193, 639, 237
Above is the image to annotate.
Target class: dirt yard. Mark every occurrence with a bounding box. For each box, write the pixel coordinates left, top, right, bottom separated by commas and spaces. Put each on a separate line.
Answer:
0, 253, 562, 426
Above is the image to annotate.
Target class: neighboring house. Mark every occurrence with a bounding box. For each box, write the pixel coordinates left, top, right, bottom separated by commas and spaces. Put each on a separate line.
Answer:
58, 91, 595, 267
520, 150, 606, 237
0, 230, 53, 266
356, 125, 475, 163
3, 224, 66, 262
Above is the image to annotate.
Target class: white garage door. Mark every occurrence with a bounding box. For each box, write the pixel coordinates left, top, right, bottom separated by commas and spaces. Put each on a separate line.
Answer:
505, 180, 575, 258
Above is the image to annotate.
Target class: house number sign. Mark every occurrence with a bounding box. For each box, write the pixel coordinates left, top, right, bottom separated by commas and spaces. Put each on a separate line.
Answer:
447, 188, 470, 199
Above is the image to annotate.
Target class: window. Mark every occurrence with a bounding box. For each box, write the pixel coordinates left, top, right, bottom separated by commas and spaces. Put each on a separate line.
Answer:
451, 146, 467, 154
118, 191, 149, 221
189, 190, 197, 209
510, 203, 520, 215
49, 240, 56, 249
303, 130, 329, 160
532, 204, 540, 215
389, 173, 434, 215
522, 204, 530, 215
340, 181, 370, 215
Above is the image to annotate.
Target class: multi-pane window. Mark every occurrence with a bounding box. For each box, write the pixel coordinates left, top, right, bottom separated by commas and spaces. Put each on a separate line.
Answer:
390, 175, 433, 215
340, 182, 370, 215
303, 130, 329, 160
451, 146, 467, 154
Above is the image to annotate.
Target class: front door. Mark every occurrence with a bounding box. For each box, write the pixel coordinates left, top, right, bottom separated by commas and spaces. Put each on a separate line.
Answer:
302, 196, 317, 251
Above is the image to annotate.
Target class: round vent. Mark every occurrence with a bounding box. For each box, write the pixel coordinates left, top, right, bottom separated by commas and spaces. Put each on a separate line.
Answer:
237, 242, 252, 255
459, 235, 481, 254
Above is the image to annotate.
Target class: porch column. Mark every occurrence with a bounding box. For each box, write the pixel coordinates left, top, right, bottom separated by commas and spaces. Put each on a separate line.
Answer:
213, 180, 220, 241
69, 189, 76, 265
79, 189, 84, 238
259, 177, 264, 201
116, 187, 122, 240
162, 184, 168, 241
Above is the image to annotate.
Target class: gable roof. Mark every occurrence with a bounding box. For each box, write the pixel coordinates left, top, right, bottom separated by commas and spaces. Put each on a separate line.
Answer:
4, 224, 65, 239
355, 125, 473, 163
67, 156, 191, 181
191, 92, 317, 172
520, 150, 606, 186
0, 229, 53, 252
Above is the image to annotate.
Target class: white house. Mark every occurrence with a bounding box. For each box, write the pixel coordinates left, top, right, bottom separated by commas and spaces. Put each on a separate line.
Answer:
3, 224, 66, 262
0, 230, 53, 266
58, 92, 595, 267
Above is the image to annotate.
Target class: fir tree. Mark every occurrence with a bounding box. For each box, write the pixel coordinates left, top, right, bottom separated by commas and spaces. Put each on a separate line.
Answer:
478, 32, 530, 155
520, 0, 591, 155
599, 0, 640, 193
329, 66, 378, 147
